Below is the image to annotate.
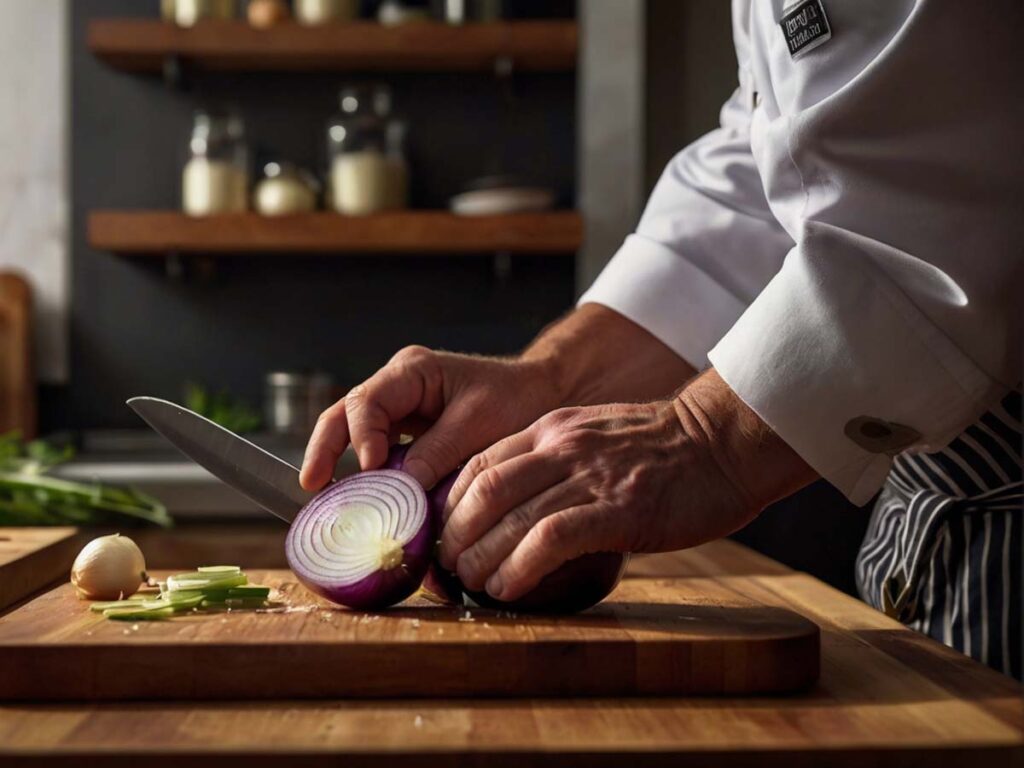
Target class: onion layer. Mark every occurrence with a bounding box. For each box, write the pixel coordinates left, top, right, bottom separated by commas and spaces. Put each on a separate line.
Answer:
285, 469, 433, 610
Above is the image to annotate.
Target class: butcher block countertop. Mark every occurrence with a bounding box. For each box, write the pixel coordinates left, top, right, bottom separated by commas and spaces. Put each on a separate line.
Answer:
0, 528, 1020, 767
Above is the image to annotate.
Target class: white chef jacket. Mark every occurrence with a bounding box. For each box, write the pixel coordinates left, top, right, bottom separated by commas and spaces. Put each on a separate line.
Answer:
580, 0, 1023, 505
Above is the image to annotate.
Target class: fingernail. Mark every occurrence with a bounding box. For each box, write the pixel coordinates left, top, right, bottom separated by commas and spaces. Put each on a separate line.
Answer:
485, 572, 504, 599
402, 457, 436, 490
357, 446, 373, 471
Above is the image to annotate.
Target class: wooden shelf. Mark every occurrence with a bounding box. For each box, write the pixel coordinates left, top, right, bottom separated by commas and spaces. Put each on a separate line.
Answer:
87, 19, 577, 73
88, 210, 582, 255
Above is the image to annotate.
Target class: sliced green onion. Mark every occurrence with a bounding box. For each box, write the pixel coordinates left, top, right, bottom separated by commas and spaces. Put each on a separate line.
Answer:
166, 573, 247, 592
103, 605, 175, 621
223, 585, 270, 598
89, 597, 148, 612
197, 565, 242, 576
92, 567, 267, 620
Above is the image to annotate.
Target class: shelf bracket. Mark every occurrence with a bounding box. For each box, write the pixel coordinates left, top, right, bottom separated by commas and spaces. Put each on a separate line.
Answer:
164, 251, 185, 281
162, 54, 185, 89
492, 251, 512, 283
163, 252, 218, 283
495, 55, 518, 105
494, 55, 515, 79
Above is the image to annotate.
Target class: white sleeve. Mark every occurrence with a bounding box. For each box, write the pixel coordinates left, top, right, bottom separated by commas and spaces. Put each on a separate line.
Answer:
578, 11, 793, 370
708, 1, 1022, 504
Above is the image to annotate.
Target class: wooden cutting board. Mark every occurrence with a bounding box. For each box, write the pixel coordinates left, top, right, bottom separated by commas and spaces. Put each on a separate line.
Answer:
0, 570, 819, 701
0, 527, 80, 612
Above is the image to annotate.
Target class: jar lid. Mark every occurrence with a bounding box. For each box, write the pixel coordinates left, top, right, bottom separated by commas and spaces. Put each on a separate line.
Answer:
266, 371, 308, 387
338, 84, 393, 117
261, 161, 321, 191
192, 107, 246, 140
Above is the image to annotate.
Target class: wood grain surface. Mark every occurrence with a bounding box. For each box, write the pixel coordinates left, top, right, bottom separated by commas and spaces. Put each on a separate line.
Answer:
0, 546, 1019, 766
88, 19, 577, 73
0, 572, 819, 700
0, 528, 80, 613
88, 211, 583, 255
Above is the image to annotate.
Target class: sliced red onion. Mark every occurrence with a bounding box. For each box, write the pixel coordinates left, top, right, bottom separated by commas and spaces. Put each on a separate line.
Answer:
285, 469, 433, 610
384, 442, 458, 522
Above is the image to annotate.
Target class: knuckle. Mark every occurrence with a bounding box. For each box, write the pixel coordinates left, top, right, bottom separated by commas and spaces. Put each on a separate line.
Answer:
502, 504, 535, 539
344, 383, 367, 405
470, 467, 502, 506
392, 344, 432, 368
463, 452, 490, 481
418, 430, 461, 468
316, 399, 345, 424
533, 514, 571, 553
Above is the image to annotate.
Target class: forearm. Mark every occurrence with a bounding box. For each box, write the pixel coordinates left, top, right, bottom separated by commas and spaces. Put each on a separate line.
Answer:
521, 304, 697, 407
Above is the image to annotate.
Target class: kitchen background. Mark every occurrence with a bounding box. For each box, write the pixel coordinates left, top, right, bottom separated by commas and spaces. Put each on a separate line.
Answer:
1, 0, 870, 593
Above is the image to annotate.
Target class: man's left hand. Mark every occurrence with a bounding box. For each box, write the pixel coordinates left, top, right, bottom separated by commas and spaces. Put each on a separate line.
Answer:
438, 369, 814, 602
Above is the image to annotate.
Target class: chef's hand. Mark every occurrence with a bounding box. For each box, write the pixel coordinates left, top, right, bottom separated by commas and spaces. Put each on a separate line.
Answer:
300, 347, 561, 492
439, 369, 817, 602
301, 306, 697, 493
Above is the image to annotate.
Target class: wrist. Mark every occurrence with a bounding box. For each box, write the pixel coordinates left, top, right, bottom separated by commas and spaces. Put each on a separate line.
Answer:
673, 368, 817, 511
515, 351, 571, 413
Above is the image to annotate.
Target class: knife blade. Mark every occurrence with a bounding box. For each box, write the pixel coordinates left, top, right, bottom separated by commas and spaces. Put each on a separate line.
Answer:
127, 396, 314, 524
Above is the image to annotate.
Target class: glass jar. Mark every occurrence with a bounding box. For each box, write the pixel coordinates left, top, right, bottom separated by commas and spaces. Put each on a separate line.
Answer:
326, 85, 409, 215
254, 162, 319, 216
172, 0, 236, 27
294, 0, 359, 25
182, 109, 249, 217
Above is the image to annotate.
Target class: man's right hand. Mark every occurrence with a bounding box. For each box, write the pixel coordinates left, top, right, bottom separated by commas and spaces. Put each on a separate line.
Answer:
299, 346, 563, 492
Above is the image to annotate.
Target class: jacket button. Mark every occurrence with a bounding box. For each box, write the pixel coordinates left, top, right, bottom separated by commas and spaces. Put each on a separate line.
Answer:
844, 417, 921, 455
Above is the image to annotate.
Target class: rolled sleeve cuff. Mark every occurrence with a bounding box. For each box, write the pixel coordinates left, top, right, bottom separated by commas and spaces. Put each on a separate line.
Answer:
708, 226, 1004, 505
578, 235, 747, 370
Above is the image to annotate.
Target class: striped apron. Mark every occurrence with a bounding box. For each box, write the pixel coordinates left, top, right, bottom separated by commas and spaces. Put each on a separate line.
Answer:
856, 389, 1022, 679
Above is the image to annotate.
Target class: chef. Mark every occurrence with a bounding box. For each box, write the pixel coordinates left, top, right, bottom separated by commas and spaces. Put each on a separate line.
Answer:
302, 0, 1022, 677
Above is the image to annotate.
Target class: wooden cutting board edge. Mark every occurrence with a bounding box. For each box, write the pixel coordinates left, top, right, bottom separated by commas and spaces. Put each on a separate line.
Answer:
0, 528, 82, 614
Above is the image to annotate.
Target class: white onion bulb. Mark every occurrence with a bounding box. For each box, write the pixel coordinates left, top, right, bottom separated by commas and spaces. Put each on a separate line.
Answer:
71, 534, 147, 600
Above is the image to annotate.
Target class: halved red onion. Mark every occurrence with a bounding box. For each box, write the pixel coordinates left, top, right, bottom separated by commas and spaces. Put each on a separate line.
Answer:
462, 551, 629, 613
285, 469, 433, 610
386, 442, 628, 613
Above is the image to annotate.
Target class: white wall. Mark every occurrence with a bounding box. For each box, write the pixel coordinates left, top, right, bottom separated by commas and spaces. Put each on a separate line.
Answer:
0, 0, 68, 383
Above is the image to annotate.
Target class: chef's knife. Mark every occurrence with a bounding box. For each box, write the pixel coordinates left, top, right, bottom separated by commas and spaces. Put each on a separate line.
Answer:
127, 396, 315, 524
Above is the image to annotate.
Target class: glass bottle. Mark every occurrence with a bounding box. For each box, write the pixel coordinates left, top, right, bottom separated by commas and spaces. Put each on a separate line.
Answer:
173, 0, 236, 27
182, 108, 249, 217
326, 85, 409, 215
294, 0, 359, 25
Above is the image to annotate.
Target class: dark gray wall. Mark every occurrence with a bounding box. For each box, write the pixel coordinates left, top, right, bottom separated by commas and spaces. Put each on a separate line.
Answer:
53, 0, 576, 431
645, 0, 736, 192
644, 0, 872, 595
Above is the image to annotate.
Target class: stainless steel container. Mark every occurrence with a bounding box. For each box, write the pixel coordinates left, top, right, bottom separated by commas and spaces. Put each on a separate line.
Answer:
264, 372, 335, 435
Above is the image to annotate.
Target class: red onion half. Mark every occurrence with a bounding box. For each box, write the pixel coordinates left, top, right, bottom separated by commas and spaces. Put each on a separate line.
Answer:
285, 469, 433, 610
385, 442, 628, 613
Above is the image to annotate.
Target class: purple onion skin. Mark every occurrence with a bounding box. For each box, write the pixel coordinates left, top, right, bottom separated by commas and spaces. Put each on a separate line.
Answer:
462, 552, 629, 614
286, 471, 434, 611
384, 443, 629, 613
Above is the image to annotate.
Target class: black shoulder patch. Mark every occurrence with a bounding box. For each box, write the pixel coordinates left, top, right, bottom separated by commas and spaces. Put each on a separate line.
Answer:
779, 0, 832, 59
